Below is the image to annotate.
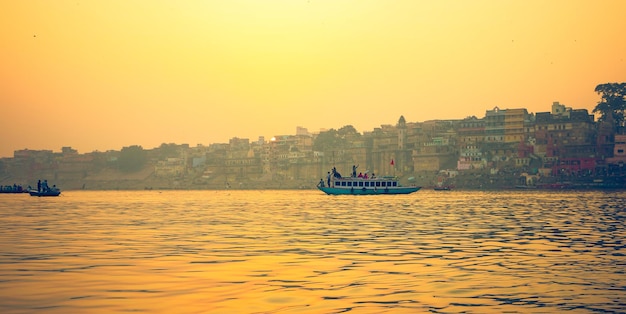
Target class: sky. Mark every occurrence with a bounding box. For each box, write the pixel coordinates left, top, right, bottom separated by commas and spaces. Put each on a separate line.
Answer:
1, 0, 625, 158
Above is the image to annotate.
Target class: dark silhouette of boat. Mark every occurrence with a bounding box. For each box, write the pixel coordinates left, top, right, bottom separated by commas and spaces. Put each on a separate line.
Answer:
28, 188, 61, 197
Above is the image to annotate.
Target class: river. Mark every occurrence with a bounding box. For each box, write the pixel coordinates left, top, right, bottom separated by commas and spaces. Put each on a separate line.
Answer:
0, 190, 624, 313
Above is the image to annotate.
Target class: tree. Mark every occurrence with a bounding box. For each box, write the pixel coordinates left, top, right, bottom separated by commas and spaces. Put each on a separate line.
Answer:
313, 125, 362, 152
158, 143, 180, 159
118, 145, 147, 172
313, 129, 342, 152
337, 125, 360, 138
593, 82, 626, 132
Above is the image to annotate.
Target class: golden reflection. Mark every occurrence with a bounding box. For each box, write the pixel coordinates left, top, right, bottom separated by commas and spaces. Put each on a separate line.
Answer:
0, 190, 623, 313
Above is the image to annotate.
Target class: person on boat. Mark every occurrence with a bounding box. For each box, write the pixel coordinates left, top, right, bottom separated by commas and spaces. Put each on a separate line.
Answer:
352, 164, 359, 177
43, 180, 49, 192
364, 173, 369, 179
318, 179, 325, 188
37, 180, 41, 193
326, 172, 331, 187
331, 167, 341, 178
358, 172, 363, 178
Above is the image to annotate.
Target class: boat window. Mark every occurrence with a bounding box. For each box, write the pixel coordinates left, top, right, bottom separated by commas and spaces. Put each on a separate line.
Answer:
347, 182, 352, 187
376, 182, 381, 187
359, 182, 364, 187
365, 182, 370, 187
341, 181, 346, 186
381, 182, 386, 187
393, 182, 397, 187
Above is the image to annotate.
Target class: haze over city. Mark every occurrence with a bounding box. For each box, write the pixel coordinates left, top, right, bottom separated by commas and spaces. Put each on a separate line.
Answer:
2, 0, 625, 158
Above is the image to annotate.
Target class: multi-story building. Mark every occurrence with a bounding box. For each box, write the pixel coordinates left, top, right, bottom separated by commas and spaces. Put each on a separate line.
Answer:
370, 123, 399, 176
412, 120, 457, 172
606, 134, 626, 175
504, 108, 529, 143
457, 116, 485, 170
484, 107, 529, 144
534, 102, 595, 155
485, 107, 505, 143
534, 102, 596, 174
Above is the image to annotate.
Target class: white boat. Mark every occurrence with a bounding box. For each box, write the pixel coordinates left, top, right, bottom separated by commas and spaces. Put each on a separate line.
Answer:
317, 176, 421, 195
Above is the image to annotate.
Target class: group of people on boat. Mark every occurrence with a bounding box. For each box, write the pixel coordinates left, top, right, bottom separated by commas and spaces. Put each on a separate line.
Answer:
0, 184, 28, 193
1, 180, 59, 195
318, 165, 377, 188
36, 179, 57, 193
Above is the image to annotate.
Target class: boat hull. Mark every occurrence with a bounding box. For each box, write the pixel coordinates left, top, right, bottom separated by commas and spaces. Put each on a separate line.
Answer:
28, 190, 61, 197
318, 186, 420, 195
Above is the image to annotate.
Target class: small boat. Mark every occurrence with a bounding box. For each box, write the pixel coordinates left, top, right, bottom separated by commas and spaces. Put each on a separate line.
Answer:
318, 176, 421, 195
28, 188, 61, 197
433, 175, 453, 191
0, 187, 29, 194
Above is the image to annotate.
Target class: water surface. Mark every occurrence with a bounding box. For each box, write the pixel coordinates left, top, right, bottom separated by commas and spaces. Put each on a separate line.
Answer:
0, 190, 624, 313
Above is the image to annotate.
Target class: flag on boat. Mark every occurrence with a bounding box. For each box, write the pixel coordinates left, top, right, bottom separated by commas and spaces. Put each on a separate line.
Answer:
390, 159, 395, 166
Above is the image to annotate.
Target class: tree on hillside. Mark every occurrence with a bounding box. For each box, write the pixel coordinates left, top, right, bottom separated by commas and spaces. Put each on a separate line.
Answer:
337, 125, 360, 138
593, 82, 626, 132
313, 125, 362, 152
118, 145, 147, 172
313, 129, 342, 152
158, 143, 180, 159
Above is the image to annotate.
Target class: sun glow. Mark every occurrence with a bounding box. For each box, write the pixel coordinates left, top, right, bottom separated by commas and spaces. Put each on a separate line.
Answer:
1, 1, 625, 157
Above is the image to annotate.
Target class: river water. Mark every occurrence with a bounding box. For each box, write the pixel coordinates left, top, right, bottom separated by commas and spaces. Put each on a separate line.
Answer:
0, 190, 624, 313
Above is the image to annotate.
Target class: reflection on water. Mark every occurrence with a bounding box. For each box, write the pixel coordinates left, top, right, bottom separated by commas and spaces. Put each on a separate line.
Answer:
0, 190, 624, 313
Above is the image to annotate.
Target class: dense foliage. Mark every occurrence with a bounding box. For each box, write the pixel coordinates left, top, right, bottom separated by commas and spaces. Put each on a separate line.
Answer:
158, 143, 180, 159
312, 125, 361, 152
117, 145, 147, 172
593, 82, 626, 132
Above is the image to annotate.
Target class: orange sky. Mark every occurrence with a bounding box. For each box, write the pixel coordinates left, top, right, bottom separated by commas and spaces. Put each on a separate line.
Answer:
1, 0, 625, 157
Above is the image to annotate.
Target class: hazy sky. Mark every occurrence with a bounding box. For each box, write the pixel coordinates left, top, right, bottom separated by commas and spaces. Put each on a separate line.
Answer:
1, 1, 625, 158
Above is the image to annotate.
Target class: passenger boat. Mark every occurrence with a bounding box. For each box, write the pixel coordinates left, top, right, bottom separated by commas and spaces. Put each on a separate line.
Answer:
28, 188, 61, 197
318, 176, 421, 195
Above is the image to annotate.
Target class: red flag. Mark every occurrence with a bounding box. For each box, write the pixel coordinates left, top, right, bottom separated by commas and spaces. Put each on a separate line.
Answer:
390, 159, 395, 166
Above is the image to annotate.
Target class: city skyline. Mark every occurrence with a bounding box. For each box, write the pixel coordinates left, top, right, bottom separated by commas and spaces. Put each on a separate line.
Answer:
2, 1, 625, 158
0, 100, 596, 157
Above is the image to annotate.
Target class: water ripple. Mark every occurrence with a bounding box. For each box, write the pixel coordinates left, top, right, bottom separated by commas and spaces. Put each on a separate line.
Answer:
0, 190, 624, 313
